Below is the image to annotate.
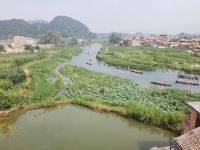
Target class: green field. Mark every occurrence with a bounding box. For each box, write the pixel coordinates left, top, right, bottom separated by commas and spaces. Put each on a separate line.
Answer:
97, 45, 200, 74
0, 47, 81, 111
60, 64, 200, 132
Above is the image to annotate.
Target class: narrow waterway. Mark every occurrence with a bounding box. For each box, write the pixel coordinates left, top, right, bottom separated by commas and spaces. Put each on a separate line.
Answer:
0, 105, 174, 150
71, 43, 200, 92
53, 61, 71, 99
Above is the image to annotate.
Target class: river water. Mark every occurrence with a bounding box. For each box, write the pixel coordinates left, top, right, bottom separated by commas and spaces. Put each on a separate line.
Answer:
0, 105, 173, 150
71, 43, 200, 92
1, 44, 197, 150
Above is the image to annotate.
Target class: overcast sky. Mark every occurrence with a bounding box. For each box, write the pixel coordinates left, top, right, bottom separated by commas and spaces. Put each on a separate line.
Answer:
0, 0, 199, 34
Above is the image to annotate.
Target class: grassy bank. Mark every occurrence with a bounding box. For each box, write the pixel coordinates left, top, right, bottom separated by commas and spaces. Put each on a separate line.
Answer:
60, 65, 200, 132
97, 45, 200, 74
0, 47, 82, 111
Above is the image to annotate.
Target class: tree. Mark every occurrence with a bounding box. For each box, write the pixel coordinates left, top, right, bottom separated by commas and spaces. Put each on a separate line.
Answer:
24, 44, 34, 52
69, 38, 79, 45
39, 32, 61, 44
35, 46, 40, 50
109, 32, 121, 44
0, 45, 5, 53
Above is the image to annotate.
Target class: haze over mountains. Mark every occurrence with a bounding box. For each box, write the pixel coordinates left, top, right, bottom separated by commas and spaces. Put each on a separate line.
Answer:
0, 16, 92, 40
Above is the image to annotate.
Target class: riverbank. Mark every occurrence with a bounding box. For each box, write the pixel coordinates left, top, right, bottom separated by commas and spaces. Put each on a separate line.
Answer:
59, 64, 200, 133
1, 44, 200, 133
97, 45, 200, 74
0, 100, 70, 117
0, 104, 173, 150
0, 46, 82, 111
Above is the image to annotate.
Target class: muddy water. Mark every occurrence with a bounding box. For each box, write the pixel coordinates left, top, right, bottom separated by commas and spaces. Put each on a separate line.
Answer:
0, 105, 174, 150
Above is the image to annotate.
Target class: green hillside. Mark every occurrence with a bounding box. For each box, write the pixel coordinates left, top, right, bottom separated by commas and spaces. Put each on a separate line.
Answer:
0, 16, 92, 39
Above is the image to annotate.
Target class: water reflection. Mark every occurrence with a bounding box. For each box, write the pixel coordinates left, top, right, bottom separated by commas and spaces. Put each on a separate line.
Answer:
0, 112, 21, 136
0, 105, 173, 150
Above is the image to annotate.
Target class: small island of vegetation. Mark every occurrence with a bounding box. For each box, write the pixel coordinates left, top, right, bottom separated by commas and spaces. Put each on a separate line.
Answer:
97, 45, 200, 74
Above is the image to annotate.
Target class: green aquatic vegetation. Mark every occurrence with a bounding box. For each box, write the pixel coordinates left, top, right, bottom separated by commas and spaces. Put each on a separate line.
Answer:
97, 45, 200, 74
60, 65, 200, 112
27, 46, 81, 97
0, 46, 82, 110
60, 65, 200, 131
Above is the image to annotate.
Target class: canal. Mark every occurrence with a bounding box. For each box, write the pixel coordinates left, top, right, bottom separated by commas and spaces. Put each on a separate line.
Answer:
71, 43, 200, 92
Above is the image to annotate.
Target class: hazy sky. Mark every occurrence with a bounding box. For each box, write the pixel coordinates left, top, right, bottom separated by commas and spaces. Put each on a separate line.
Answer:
0, 0, 200, 33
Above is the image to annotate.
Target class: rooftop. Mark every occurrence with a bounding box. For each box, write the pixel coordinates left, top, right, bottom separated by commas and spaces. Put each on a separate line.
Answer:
173, 127, 200, 150
187, 102, 200, 113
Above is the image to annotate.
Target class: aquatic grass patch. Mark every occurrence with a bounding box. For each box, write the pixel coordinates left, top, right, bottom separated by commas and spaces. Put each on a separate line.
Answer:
60, 65, 200, 112
26, 46, 82, 98
97, 45, 200, 74
0, 46, 82, 111
127, 102, 184, 132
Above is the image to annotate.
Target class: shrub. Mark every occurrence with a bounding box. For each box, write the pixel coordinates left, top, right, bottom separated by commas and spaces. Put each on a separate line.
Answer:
0, 80, 13, 90
127, 102, 184, 132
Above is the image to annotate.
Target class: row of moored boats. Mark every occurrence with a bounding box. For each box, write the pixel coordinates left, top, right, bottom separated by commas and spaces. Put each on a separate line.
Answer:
112, 65, 200, 86
150, 74, 199, 86
89, 61, 199, 87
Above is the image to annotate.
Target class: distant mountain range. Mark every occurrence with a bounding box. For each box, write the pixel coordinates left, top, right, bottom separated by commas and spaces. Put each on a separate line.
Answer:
27, 20, 48, 25
0, 16, 92, 39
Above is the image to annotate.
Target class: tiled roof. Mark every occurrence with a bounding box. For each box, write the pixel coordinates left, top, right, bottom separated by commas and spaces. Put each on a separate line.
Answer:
173, 127, 200, 150
187, 102, 200, 113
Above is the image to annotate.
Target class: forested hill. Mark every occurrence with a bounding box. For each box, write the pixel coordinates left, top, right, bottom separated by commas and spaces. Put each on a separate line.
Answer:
0, 16, 92, 39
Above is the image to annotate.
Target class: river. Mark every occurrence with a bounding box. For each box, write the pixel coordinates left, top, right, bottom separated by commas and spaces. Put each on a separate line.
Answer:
0, 105, 173, 150
71, 43, 200, 92
1, 44, 195, 150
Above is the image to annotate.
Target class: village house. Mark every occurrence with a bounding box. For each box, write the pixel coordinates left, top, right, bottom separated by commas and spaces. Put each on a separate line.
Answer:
191, 38, 200, 46
179, 39, 192, 49
118, 36, 142, 47
170, 127, 200, 150
3, 36, 37, 53
150, 128, 200, 150
151, 102, 200, 150
169, 42, 179, 48
0, 40, 10, 47
186, 102, 200, 130
140, 34, 200, 51
131, 40, 141, 46
13, 36, 37, 50
193, 46, 200, 52
141, 34, 172, 48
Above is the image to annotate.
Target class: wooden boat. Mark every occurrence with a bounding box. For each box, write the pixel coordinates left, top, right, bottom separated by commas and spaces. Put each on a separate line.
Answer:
104, 64, 111, 66
176, 80, 199, 86
151, 81, 172, 86
86, 62, 92, 65
122, 68, 129, 70
130, 69, 143, 74
178, 74, 199, 80
117, 66, 122, 69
